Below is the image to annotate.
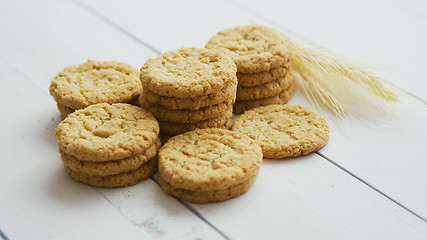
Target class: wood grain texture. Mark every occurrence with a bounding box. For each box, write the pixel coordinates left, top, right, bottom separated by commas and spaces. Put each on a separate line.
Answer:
1, 0, 427, 239
80, 0, 427, 220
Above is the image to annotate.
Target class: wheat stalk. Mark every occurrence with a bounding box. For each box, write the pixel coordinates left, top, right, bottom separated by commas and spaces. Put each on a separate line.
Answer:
292, 40, 399, 118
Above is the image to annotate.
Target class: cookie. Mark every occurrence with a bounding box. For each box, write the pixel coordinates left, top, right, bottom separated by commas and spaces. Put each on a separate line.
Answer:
57, 102, 74, 120
158, 128, 262, 192
233, 80, 295, 113
139, 97, 234, 123
141, 47, 236, 98
237, 66, 287, 87
205, 25, 293, 73
232, 105, 330, 158
61, 137, 161, 176
49, 60, 141, 110
143, 76, 237, 110
236, 69, 294, 101
65, 158, 157, 188
157, 171, 257, 203
158, 108, 233, 135
55, 103, 159, 161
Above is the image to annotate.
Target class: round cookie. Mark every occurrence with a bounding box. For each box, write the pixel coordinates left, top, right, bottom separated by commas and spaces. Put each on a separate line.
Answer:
158, 108, 233, 135
237, 66, 287, 87
158, 128, 262, 192
49, 60, 141, 110
143, 76, 237, 110
139, 97, 234, 123
236, 70, 294, 101
232, 105, 330, 158
57, 102, 75, 120
141, 47, 236, 98
65, 158, 157, 188
61, 138, 161, 176
205, 25, 293, 73
55, 103, 159, 161
233, 79, 295, 114
157, 171, 257, 203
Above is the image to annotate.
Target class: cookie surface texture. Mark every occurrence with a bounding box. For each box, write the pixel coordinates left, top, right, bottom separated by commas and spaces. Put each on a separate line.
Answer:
233, 80, 295, 114
49, 60, 141, 110
158, 128, 262, 192
158, 108, 233, 135
143, 76, 237, 110
236, 69, 294, 100
205, 25, 293, 73
140, 47, 237, 98
237, 66, 287, 87
65, 158, 157, 187
55, 103, 159, 161
61, 138, 161, 176
139, 97, 234, 123
157, 171, 257, 203
232, 105, 330, 158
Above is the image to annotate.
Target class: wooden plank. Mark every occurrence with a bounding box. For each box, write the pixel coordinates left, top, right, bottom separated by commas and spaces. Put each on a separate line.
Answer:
80, 0, 427, 220
185, 154, 427, 239
231, 0, 427, 101
0, 1, 225, 239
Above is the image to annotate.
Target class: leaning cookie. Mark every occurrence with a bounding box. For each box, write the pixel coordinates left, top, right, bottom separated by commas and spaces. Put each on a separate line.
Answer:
61, 138, 161, 176
157, 128, 262, 203
232, 105, 330, 158
205, 25, 293, 73
236, 69, 294, 101
233, 80, 295, 114
141, 47, 236, 98
65, 158, 157, 188
49, 60, 141, 110
55, 103, 159, 161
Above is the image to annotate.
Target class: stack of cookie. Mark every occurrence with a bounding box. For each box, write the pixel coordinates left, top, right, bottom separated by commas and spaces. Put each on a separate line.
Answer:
205, 25, 295, 113
49, 60, 142, 119
157, 128, 263, 203
55, 103, 160, 187
139, 47, 237, 138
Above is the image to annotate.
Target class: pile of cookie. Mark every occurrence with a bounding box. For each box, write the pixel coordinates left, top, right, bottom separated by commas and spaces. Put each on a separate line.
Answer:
49, 25, 330, 203
205, 25, 295, 113
49, 60, 141, 119
138, 47, 237, 138
55, 103, 160, 187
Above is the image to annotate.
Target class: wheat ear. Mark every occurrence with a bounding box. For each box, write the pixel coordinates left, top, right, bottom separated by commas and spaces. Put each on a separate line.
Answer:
292, 40, 399, 118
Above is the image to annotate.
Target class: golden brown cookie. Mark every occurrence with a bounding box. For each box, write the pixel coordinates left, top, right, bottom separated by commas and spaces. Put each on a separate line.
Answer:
158, 108, 233, 135
237, 66, 287, 87
205, 25, 293, 73
139, 97, 234, 123
141, 47, 236, 98
55, 103, 159, 161
61, 138, 161, 176
49, 60, 141, 110
65, 158, 157, 187
143, 76, 237, 110
57, 102, 75, 120
236, 69, 294, 101
232, 105, 330, 158
157, 171, 257, 203
233, 80, 295, 114
158, 128, 262, 193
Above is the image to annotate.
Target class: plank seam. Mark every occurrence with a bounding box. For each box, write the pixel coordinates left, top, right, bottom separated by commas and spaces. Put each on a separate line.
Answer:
0, 228, 10, 240
316, 151, 427, 223
72, 0, 427, 227
228, 0, 427, 105
150, 176, 230, 240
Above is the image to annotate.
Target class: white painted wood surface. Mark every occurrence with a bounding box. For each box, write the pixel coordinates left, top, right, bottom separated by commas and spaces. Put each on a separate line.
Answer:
1, 0, 426, 239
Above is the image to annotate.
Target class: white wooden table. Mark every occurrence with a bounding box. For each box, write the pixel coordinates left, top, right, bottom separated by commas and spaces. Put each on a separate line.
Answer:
1, 0, 427, 239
